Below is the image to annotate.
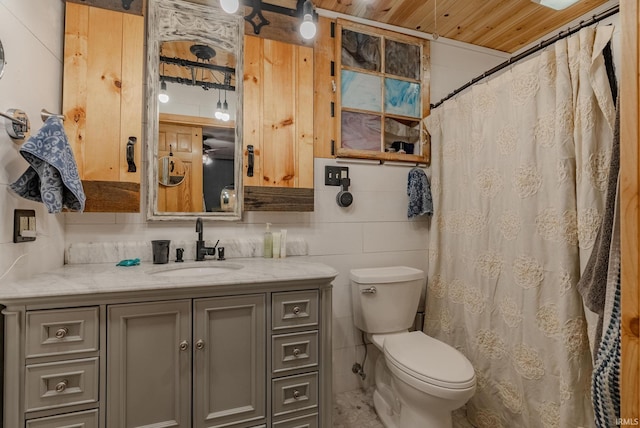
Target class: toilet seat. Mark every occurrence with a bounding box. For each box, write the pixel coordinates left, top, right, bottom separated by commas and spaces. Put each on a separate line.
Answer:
383, 331, 475, 391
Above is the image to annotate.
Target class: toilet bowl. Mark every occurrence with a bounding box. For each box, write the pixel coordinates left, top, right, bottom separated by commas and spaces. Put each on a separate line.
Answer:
350, 267, 476, 428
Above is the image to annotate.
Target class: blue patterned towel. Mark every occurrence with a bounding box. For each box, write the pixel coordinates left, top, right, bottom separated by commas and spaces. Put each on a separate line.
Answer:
10, 116, 85, 213
407, 167, 433, 218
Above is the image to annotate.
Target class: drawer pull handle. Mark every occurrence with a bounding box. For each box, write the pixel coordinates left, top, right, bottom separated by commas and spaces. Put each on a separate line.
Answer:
55, 327, 69, 339
55, 379, 68, 393
292, 348, 301, 357
179, 340, 189, 351
195, 339, 205, 350
292, 306, 301, 315
292, 389, 301, 400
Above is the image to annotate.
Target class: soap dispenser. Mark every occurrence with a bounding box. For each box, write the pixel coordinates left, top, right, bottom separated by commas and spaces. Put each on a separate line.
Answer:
263, 223, 273, 258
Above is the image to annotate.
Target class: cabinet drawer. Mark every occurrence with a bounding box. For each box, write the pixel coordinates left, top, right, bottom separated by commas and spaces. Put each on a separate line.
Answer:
25, 358, 99, 413
272, 291, 318, 331
26, 307, 99, 358
272, 372, 318, 418
26, 409, 98, 428
272, 331, 318, 375
273, 412, 318, 428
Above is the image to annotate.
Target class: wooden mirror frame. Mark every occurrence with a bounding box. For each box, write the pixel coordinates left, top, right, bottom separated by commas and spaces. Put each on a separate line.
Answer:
146, 0, 244, 221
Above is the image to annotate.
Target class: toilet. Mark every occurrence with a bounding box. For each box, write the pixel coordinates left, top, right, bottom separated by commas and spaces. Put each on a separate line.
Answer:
350, 266, 476, 428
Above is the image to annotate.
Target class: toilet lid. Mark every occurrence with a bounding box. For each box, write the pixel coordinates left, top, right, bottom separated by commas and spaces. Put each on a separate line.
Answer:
383, 331, 475, 389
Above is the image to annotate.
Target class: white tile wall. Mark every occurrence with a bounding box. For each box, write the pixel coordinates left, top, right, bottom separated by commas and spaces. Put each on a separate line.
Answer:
0, 0, 65, 283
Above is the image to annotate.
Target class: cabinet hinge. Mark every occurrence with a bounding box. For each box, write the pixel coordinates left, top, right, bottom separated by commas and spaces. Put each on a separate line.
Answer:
330, 61, 335, 77
330, 102, 335, 117
331, 22, 335, 38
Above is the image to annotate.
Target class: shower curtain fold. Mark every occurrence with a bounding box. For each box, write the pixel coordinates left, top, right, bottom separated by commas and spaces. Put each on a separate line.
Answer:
424, 26, 615, 428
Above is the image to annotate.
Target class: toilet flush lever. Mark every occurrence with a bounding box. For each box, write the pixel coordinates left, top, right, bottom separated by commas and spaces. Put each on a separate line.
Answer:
361, 286, 377, 294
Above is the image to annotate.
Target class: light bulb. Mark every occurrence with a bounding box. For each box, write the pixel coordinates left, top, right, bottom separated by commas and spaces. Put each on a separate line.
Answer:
159, 80, 169, 103
215, 111, 223, 120
222, 112, 230, 122
300, 14, 317, 40
220, 0, 239, 14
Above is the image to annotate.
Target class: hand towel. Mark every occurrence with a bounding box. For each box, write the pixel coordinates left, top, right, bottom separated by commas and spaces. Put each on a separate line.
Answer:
10, 116, 85, 213
407, 167, 432, 218
576, 93, 620, 355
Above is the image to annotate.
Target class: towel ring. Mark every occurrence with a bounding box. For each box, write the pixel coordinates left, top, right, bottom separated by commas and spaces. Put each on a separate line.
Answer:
0, 109, 30, 140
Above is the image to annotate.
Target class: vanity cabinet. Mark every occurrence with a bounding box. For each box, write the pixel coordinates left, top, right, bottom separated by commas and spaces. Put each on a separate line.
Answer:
2, 261, 334, 428
243, 36, 315, 211
107, 295, 265, 427
62, 2, 144, 212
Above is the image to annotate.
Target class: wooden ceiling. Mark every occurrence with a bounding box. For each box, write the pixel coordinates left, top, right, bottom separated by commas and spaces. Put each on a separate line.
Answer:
184, 0, 613, 53
313, 0, 612, 53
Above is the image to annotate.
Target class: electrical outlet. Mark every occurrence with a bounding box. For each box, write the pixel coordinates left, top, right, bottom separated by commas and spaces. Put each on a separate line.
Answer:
325, 166, 349, 186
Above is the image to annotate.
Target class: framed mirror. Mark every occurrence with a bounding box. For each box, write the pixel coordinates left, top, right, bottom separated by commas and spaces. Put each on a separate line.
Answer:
146, 0, 243, 220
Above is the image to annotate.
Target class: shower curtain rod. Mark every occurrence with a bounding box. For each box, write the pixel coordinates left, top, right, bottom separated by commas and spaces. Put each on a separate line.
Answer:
430, 4, 620, 109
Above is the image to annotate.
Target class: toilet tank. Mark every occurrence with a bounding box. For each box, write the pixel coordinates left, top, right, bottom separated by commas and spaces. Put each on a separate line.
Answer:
350, 266, 425, 334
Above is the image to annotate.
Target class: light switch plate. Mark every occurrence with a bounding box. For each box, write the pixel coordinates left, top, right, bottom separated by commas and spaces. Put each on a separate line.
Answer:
14, 209, 36, 243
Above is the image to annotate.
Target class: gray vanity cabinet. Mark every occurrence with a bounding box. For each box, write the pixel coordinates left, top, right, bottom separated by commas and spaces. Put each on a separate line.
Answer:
106, 295, 266, 428
106, 300, 192, 427
194, 295, 266, 428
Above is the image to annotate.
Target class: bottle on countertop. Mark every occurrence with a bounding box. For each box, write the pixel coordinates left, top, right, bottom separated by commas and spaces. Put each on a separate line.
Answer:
263, 223, 273, 258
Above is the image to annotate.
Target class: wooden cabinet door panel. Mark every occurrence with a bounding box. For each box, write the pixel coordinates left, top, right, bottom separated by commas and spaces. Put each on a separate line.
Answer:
194, 295, 266, 428
63, 3, 143, 212
107, 300, 191, 428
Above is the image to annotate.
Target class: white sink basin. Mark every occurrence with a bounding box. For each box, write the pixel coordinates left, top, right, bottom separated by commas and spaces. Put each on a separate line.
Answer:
150, 264, 243, 277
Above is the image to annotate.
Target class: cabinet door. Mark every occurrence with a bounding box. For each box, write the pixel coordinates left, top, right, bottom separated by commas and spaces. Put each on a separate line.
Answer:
63, 3, 143, 212
194, 295, 266, 428
243, 36, 314, 211
107, 300, 191, 428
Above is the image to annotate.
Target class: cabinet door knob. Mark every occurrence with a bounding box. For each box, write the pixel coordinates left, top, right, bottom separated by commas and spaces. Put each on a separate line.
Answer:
195, 339, 205, 350
55, 327, 69, 339
292, 306, 301, 315
179, 340, 189, 351
292, 348, 301, 357
292, 390, 301, 400
55, 379, 68, 393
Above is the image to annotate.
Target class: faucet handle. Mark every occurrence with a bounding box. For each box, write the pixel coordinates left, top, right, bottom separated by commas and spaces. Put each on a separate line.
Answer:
176, 248, 184, 262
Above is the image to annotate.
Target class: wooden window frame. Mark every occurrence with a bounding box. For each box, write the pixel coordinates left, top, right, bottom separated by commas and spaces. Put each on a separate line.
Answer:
335, 19, 430, 165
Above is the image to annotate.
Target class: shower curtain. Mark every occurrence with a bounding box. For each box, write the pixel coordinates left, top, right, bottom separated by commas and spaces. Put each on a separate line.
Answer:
424, 26, 615, 428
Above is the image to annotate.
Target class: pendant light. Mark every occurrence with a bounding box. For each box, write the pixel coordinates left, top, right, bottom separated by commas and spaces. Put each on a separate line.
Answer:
159, 63, 169, 103
221, 91, 230, 122
299, 0, 317, 40
215, 89, 224, 120
220, 0, 239, 13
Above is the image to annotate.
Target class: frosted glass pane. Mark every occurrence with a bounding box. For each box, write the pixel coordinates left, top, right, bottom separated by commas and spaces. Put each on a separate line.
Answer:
385, 40, 420, 80
385, 78, 420, 118
341, 70, 382, 112
342, 29, 381, 71
341, 111, 381, 151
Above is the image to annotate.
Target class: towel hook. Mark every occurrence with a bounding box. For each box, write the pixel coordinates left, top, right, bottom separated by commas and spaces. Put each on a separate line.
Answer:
0, 109, 30, 140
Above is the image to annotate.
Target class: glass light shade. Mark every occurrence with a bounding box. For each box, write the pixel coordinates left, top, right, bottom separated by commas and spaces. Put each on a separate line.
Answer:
531, 0, 580, 10
159, 80, 170, 103
300, 14, 317, 40
220, 0, 239, 14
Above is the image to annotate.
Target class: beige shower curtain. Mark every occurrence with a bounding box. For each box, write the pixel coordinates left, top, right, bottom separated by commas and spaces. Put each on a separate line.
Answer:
424, 26, 615, 428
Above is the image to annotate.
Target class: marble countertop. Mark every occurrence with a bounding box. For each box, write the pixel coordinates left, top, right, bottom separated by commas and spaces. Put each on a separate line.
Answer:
0, 258, 338, 303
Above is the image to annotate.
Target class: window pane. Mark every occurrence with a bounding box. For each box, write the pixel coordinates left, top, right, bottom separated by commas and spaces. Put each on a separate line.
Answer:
342, 29, 381, 72
341, 111, 381, 151
385, 78, 420, 118
341, 70, 382, 112
385, 40, 420, 80
384, 117, 420, 154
